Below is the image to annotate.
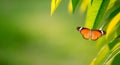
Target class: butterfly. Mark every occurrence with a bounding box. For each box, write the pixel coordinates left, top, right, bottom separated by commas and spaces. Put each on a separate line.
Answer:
77, 27, 106, 40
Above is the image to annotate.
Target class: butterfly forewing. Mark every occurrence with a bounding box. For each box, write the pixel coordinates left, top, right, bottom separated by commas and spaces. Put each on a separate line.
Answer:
77, 27, 91, 39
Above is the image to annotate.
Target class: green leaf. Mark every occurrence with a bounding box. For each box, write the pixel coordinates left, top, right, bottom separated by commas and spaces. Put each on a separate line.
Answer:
80, 0, 90, 13
71, 0, 80, 13
96, 36, 107, 49
106, 13, 120, 39
104, 7, 120, 28
92, 0, 110, 29
96, 23, 120, 49
108, 35, 120, 50
103, 1, 120, 30
96, 6, 120, 49
85, 0, 109, 29
117, 22, 120, 35
111, 54, 120, 65
91, 37, 120, 65
103, 45, 120, 65
103, 36, 120, 65
91, 0, 93, 5
90, 45, 110, 65
106, 0, 117, 12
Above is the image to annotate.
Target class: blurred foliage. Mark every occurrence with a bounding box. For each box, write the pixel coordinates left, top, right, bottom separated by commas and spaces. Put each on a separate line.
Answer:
0, 0, 98, 65
51, 0, 120, 65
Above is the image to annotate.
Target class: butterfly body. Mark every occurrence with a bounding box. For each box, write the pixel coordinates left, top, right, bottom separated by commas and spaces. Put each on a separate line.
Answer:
77, 27, 106, 40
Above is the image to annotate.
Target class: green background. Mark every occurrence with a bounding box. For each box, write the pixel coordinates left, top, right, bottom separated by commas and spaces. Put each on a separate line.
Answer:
0, 0, 98, 65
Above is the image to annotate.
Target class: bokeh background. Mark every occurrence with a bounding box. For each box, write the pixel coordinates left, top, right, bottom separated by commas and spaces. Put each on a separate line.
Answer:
0, 0, 98, 65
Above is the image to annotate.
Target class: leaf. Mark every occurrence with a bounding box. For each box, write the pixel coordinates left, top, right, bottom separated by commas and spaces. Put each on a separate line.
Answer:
96, 6, 120, 49
106, 0, 117, 12
71, 0, 80, 13
91, 36, 120, 65
91, 0, 93, 5
104, 36, 120, 65
85, 0, 110, 29
56, 0, 61, 8
90, 42, 120, 65
105, 49, 120, 65
94, 35, 120, 65
96, 23, 120, 49
68, 0, 73, 13
92, 0, 110, 29
108, 35, 120, 50
111, 54, 120, 65
90, 45, 110, 65
106, 13, 120, 39
80, 0, 90, 13
96, 36, 107, 49
105, 7, 120, 28
50, 0, 61, 16
103, 45, 120, 65
117, 22, 120, 36
103, 2, 120, 30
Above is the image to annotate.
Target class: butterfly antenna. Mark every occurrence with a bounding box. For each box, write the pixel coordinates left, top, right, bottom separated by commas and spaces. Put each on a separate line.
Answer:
99, 24, 105, 30
99, 24, 106, 35
99, 21, 107, 30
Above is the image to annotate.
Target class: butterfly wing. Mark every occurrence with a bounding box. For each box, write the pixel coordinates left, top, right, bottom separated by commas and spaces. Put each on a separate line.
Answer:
77, 27, 91, 39
91, 30, 105, 40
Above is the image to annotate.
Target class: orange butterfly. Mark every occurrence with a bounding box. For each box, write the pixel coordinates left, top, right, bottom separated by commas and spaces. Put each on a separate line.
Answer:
77, 27, 106, 40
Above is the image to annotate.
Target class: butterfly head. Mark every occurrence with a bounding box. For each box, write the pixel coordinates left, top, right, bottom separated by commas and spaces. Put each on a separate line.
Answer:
77, 27, 83, 31
99, 30, 106, 35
